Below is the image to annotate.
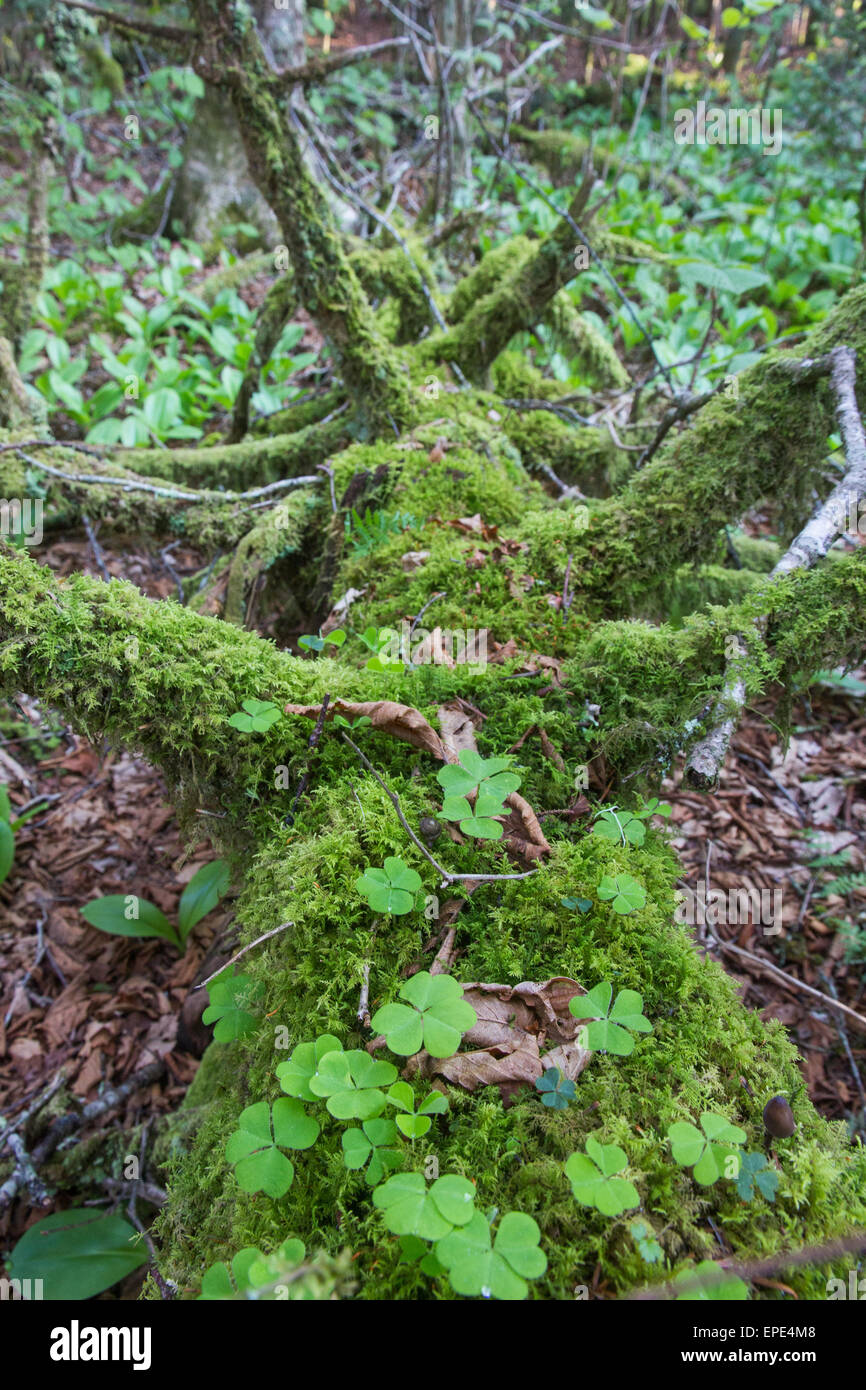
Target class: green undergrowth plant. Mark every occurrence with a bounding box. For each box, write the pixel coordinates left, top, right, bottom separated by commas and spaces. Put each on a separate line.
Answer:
345, 507, 417, 556
436, 749, 522, 840
0, 785, 47, 885
80, 859, 229, 952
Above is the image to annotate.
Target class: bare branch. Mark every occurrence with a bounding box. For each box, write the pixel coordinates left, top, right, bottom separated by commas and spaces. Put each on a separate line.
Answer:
271, 38, 410, 88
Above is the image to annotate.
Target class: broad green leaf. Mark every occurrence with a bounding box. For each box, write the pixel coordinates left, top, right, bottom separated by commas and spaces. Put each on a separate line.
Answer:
7, 1209, 147, 1300
0, 818, 13, 885
80, 894, 179, 946
177, 859, 230, 939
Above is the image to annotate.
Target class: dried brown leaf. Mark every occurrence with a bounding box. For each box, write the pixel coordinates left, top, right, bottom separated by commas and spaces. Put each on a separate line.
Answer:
284, 699, 445, 759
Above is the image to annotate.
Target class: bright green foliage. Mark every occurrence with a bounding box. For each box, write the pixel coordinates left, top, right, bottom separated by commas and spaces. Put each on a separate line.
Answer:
594, 799, 672, 846
534, 1066, 576, 1109
199, 1238, 306, 1300
0, 784, 26, 884
668, 1112, 747, 1187
177, 860, 231, 940
565, 1135, 640, 1216
202, 970, 264, 1042
355, 856, 422, 915
276, 1034, 344, 1100
674, 1260, 750, 1301
373, 1172, 476, 1239
734, 1151, 780, 1203
560, 895, 593, 914
629, 1219, 663, 1264
387, 1080, 449, 1137
6, 1209, 147, 1300
436, 749, 521, 840
307, 1049, 398, 1120
570, 981, 653, 1056
80, 894, 180, 948
593, 809, 648, 847
371, 971, 478, 1058
298, 628, 345, 653
596, 873, 647, 914
435, 1210, 547, 1301
345, 507, 416, 556
80, 860, 229, 950
225, 1100, 319, 1198
341, 1120, 403, 1185
227, 699, 281, 732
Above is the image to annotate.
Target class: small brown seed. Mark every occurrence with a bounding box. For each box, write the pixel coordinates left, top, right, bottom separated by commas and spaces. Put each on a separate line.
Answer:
763, 1095, 796, 1138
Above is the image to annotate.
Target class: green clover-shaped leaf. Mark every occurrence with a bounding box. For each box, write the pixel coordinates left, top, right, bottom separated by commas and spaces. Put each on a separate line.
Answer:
307, 1049, 398, 1119
668, 1112, 747, 1186
341, 1119, 403, 1186
372, 971, 477, 1058
373, 1172, 476, 1240
225, 1099, 319, 1198
534, 1066, 576, 1109
355, 856, 422, 915
674, 1260, 750, 1301
202, 971, 265, 1042
569, 981, 653, 1056
276, 1034, 343, 1101
436, 752, 521, 841
561, 896, 593, 914
629, 1219, 663, 1264
435, 1210, 546, 1301
641, 797, 672, 819
387, 1080, 449, 1137
734, 1150, 779, 1203
592, 809, 646, 847
564, 1134, 640, 1215
199, 1239, 306, 1300
227, 699, 281, 733
199, 1248, 262, 1300
596, 873, 647, 915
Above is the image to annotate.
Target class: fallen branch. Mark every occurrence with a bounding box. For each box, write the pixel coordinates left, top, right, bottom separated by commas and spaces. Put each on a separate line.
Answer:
15, 450, 320, 506
685, 344, 866, 787
55, 0, 193, 42
271, 38, 410, 88
0, 1061, 165, 1213
627, 1230, 866, 1301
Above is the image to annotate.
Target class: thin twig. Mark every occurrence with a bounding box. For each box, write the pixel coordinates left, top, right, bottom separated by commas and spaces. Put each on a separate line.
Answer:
16, 451, 320, 506
195, 922, 293, 991
357, 962, 371, 1028
285, 692, 331, 827
410, 591, 447, 637
340, 733, 538, 885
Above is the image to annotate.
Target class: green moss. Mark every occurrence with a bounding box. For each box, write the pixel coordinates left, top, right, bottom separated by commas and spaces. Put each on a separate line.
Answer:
153, 809, 866, 1300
